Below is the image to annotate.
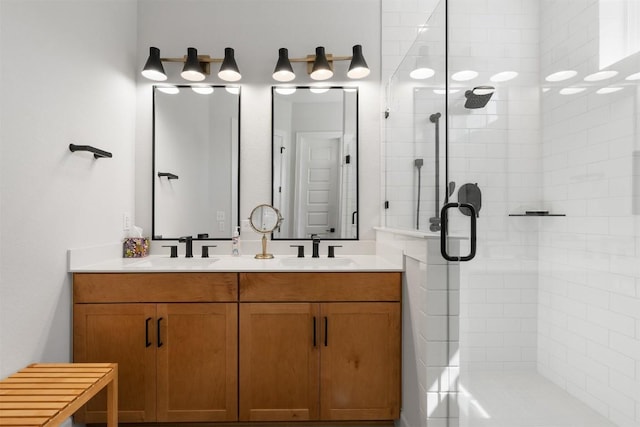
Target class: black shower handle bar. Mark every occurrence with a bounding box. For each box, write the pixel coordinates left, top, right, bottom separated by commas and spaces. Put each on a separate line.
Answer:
69, 143, 112, 159
158, 172, 179, 180
440, 202, 477, 262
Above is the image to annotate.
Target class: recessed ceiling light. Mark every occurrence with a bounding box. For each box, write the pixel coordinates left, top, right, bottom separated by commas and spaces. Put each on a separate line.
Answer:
490, 71, 518, 83
584, 70, 618, 81
559, 87, 586, 95
625, 72, 640, 80
545, 70, 578, 82
596, 87, 623, 95
452, 70, 478, 81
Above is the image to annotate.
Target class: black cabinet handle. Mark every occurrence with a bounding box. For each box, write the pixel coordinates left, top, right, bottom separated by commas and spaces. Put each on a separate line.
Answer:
313, 317, 317, 347
145, 317, 152, 348
157, 317, 164, 348
324, 317, 328, 347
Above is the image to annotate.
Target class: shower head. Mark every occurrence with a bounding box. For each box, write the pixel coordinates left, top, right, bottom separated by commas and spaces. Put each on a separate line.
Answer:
464, 86, 495, 109
429, 112, 442, 122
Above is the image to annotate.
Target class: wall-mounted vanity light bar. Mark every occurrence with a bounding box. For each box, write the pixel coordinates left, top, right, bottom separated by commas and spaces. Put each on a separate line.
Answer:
273, 45, 370, 82
142, 46, 241, 82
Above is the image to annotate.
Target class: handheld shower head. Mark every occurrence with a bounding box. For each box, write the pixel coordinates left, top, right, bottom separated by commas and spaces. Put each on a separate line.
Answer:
429, 112, 442, 122
414, 158, 424, 169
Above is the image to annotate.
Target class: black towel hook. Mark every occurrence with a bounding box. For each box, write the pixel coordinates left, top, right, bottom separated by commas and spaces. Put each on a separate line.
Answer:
69, 143, 112, 159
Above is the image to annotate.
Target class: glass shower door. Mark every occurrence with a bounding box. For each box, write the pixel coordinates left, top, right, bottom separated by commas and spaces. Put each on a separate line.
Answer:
385, 1, 640, 426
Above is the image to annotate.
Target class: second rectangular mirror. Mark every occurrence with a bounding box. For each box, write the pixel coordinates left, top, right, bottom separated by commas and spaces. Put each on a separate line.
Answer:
272, 86, 358, 240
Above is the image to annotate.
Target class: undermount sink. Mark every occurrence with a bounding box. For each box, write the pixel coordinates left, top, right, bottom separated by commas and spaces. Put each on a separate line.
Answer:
277, 257, 356, 268
126, 256, 219, 269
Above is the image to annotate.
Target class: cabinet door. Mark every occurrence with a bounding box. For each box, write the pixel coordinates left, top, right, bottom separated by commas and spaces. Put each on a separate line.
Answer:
239, 303, 320, 421
320, 302, 401, 420
73, 303, 157, 423
156, 303, 238, 422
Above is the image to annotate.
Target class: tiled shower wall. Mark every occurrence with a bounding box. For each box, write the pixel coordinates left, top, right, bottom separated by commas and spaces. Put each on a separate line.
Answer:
538, 1, 640, 425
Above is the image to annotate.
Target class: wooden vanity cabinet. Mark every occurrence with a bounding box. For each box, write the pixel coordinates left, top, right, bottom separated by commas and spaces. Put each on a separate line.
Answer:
73, 273, 238, 424
239, 272, 401, 422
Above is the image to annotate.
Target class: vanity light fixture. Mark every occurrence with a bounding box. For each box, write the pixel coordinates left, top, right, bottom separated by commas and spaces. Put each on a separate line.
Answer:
310, 47, 333, 80
271, 44, 370, 82
273, 48, 296, 82
347, 45, 370, 79
181, 47, 206, 81
218, 48, 241, 82
141, 46, 242, 83
141, 47, 167, 81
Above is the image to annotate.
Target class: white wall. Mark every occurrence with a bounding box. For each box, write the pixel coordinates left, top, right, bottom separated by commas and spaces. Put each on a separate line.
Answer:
0, 0, 137, 377
538, 1, 640, 425
135, 0, 382, 244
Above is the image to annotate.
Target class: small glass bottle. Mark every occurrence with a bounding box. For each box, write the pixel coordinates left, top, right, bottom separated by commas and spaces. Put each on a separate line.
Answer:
232, 226, 241, 256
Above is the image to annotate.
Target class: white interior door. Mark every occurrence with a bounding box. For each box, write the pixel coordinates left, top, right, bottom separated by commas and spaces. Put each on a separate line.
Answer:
294, 132, 342, 238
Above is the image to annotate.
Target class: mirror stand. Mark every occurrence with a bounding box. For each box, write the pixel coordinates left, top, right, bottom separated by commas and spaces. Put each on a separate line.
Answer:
255, 234, 273, 259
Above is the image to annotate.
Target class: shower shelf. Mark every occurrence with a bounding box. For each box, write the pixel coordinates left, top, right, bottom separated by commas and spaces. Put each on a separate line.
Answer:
509, 211, 565, 217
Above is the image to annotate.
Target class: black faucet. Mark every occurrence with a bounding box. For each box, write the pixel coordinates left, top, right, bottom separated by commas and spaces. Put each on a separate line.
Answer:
179, 236, 193, 258
311, 234, 320, 258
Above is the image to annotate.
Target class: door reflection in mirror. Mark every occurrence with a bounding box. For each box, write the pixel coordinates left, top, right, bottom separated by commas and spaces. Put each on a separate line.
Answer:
153, 85, 240, 240
272, 86, 358, 240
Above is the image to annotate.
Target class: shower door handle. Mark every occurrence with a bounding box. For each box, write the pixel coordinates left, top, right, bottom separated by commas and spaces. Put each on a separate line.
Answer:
440, 202, 477, 262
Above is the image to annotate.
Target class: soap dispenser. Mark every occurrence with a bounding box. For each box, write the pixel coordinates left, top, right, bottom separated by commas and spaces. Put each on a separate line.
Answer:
232, 226, 241, 256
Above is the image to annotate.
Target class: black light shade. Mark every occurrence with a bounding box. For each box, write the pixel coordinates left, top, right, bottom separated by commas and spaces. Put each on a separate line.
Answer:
310, 46, 333, 80
218, 47, 241, 82
347, 44, 370, 79
141, 47, 167, 81
181, 47, 206, 81
273, 48, 295, 82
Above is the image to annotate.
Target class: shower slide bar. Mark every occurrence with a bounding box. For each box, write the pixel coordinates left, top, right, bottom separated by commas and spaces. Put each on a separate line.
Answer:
429, 112, 442, 232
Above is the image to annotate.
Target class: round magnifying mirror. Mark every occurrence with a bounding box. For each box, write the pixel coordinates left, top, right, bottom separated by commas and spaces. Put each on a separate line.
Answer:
249, 204, 283, 259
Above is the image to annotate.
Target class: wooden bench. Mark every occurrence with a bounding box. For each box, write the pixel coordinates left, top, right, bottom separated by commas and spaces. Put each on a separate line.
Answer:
0, 363, 117, 426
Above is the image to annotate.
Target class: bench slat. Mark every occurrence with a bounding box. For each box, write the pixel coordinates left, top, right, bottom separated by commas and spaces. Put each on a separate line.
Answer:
0, 363, 117, 427
0, 396, 74, 403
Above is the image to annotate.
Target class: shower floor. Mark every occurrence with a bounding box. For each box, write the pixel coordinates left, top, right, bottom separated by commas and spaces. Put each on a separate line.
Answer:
457, 369, 618, 427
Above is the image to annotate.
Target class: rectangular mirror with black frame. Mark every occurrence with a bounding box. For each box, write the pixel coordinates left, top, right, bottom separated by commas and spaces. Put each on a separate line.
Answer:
272, 86, 358, 240
153, 85, 240, 240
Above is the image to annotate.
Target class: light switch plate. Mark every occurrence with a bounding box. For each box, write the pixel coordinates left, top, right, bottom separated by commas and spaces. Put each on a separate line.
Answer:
123, 212, 131, 231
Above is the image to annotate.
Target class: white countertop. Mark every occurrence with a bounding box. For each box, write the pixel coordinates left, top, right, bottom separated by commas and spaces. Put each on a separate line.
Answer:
69, 254, 403, 273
